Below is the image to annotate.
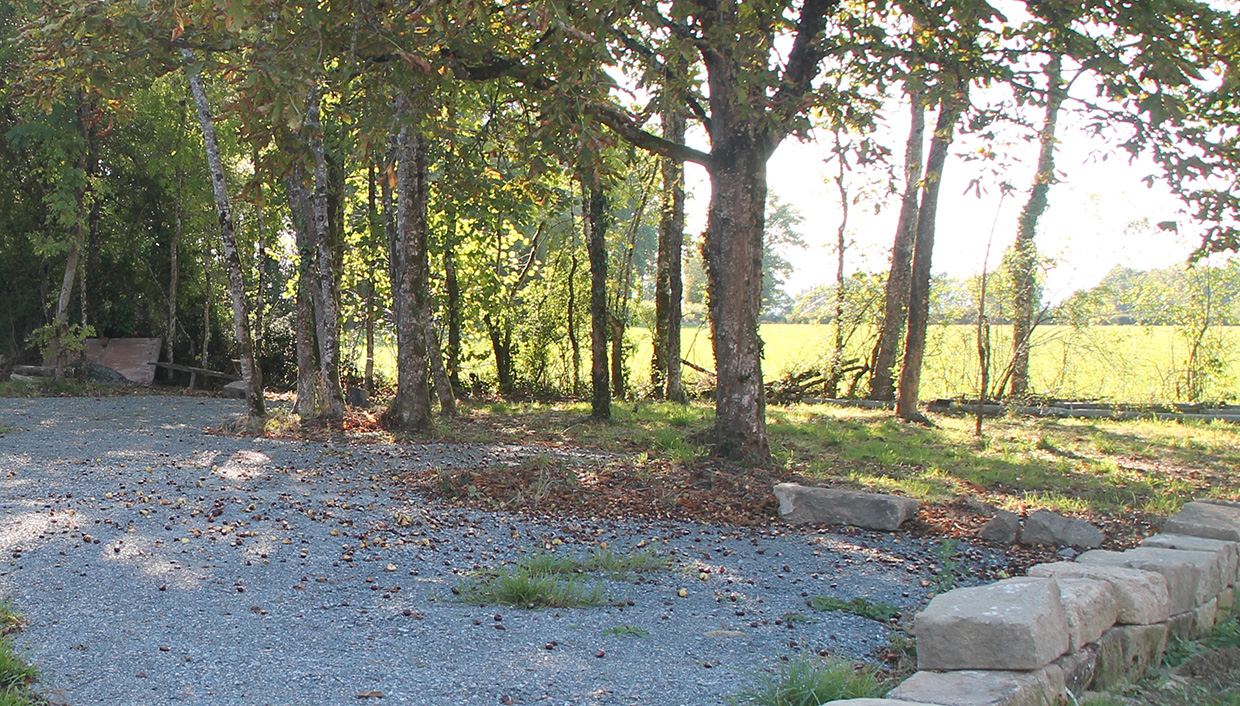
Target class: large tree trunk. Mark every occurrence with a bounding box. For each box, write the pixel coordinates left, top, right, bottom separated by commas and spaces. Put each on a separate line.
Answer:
165, 171, 182, 368
703, 143, 769, 461
896, 88, 968, 422
286, 168, 330, 418
182, 48, 264, 418
304, 90, 346, 418
385, 125, 433, 431
870, 87, 925, 401
653, 106, 687, 403
49, 98, 92, 383
585, 172, 611, 420
1009, 52, 1064, 398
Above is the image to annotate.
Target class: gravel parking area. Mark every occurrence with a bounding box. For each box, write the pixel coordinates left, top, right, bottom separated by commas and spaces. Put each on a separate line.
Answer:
0, 396, 967, 706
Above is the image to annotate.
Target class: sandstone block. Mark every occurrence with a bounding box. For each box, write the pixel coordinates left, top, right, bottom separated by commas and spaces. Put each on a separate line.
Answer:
1196, 596, 1219, 635
1021, 509, 1105, 548
1077, 547, 1221, 614
1164, 501, 1240, 542
1054, 644, 1098, 695
773, 483, 918, 530
1053, 578, 1119, 651
979, 510, 1020, 544
1093, 623, 1168, 690
1165, 610, 1197, 642
1141, 533, 1240, 586
1028, 562, 1169, 625
888, 666, 1065, 706
1219, 584, 1235, 611
914, 578, 1069, 671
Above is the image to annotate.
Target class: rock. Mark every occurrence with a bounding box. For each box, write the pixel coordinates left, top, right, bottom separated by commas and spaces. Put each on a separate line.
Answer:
1020, 509, 1105, 548
1052, 578, 1119, 651
1028, 561, 1170, 625
81, 360, 128, 385
914, 578, 1069, 671
963, 497, 999, 517
773, 483, 918, 530
1141, 533, 1240, 586
1057, 547, 1079, 559
223, 380, 247, 399
1164, 597, 1219, 642
978, 510, 1021, 544
1219, 584, 1235, 611
346, 386, 370, 409
888, 666, 1065, 706
1164, 501, 1240, 542
1054, 645, 1098, 696
1092, 623, 1168, 690
818, 701, 939, 706
1077, 547, 1222, 614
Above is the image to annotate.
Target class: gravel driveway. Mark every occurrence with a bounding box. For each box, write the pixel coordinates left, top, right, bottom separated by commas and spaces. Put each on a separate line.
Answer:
0, 396, 956, 706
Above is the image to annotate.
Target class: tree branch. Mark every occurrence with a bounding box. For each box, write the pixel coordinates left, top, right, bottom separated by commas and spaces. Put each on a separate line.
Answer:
588, 102, 713, 168
765, 0, 842, 152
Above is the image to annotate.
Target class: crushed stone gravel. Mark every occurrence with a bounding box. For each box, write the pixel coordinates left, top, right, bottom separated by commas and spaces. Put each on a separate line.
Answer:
0, 396, 1000, 706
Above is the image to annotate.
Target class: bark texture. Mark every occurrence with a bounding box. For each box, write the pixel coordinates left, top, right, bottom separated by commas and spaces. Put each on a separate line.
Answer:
653, 105, 687, 403
286, 168, 329, 418
385, 125, 432, 431
304, 91, 346, 418
896, 90, 967, 422
870, 89, 925, 401
586, 173, 611, 420
182, 48, 264, 418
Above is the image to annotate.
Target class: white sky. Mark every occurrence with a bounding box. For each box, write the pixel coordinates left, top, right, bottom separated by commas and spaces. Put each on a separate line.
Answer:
684, 106, 1201, 305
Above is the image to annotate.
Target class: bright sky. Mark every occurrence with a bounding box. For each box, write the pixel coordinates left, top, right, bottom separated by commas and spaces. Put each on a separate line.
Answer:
685, 109, 1200, 305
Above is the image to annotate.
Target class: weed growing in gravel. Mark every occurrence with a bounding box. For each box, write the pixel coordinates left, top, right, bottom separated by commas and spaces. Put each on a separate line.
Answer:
930, 539, 962, 592
0, 602, 38, 706
808, 596, 900, 623
584, 545, 670, 576
601, 625, 651, 638
729, 654, 886, 706
454, 566, 606, 608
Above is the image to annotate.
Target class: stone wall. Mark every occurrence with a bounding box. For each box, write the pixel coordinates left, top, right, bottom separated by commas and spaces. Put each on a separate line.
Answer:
822, 499, 1240, 706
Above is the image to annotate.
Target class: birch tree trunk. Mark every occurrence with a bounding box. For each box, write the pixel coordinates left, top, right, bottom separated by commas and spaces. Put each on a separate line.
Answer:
286, 168, 329, 418
304, 90, 346, 418
181, 48, 264, 418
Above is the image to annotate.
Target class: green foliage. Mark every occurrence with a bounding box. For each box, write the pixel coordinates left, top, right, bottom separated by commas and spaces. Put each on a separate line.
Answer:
454, 566, 607, 608
730, 654, 886, 706
808, 596, 900, 623
930, 539, 962, 592
27, 322, 94, 363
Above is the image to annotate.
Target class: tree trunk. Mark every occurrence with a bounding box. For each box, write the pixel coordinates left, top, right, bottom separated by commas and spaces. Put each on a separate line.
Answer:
567, 250, 581, 396
870, 87, 925, 401
896, 88, 967, 423
585, 173, 611, 420
653, 106, 687, 403
827, 127, 850, 398
443, 219, 463, 396
425, 317, 457, 416
703, 141, 769, 461
1009, 52, 1064, 398
610, 315, 625, 400
286, 168, 329, 418
165, 170, 182, 368
304, 90, 346, 417
182, 48, 264, 418
385, 125, 433, 431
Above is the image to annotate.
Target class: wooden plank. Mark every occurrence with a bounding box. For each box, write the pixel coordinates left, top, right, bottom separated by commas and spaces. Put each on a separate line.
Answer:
148, 362, 240, 381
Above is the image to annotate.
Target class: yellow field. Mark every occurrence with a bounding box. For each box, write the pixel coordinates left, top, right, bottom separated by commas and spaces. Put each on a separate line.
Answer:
349, 323, 1240, 404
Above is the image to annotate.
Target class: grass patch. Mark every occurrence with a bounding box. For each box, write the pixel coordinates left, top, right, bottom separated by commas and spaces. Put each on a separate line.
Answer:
455, 544, 670, 609
808, 596, 900, 623
601, 625, 651, 638
0, 602, 38, 706
729, 654, 887, 706
454, 566, 606, 608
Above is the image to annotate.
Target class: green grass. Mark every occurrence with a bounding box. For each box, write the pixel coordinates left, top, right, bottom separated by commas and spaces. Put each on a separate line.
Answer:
0, 603, 38, 706
454, 545, 671, 608
808, 596, 900, 623
454, 565, 607, 608
729, 654, 887, 706
601, 625, 651, 638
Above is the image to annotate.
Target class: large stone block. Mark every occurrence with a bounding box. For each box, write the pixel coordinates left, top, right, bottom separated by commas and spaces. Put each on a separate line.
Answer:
914, 578, 1069, 671
1077, 547, 1221, 614
1054, 578, 1119, 651
1164, 598, 1219, 642
1141, 533, 1240, 586
773, 483, 918, 530
1219, 584, 1235, 611
1028, 561, 1170, 625
888, 666, 1065, 706
1164, 501, 1240, 542
1021, 509, 1105, 548
1093, 623, 1168, 690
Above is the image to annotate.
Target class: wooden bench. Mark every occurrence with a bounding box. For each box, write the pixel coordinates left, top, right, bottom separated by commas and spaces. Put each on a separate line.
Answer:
148, 362, 240, 388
